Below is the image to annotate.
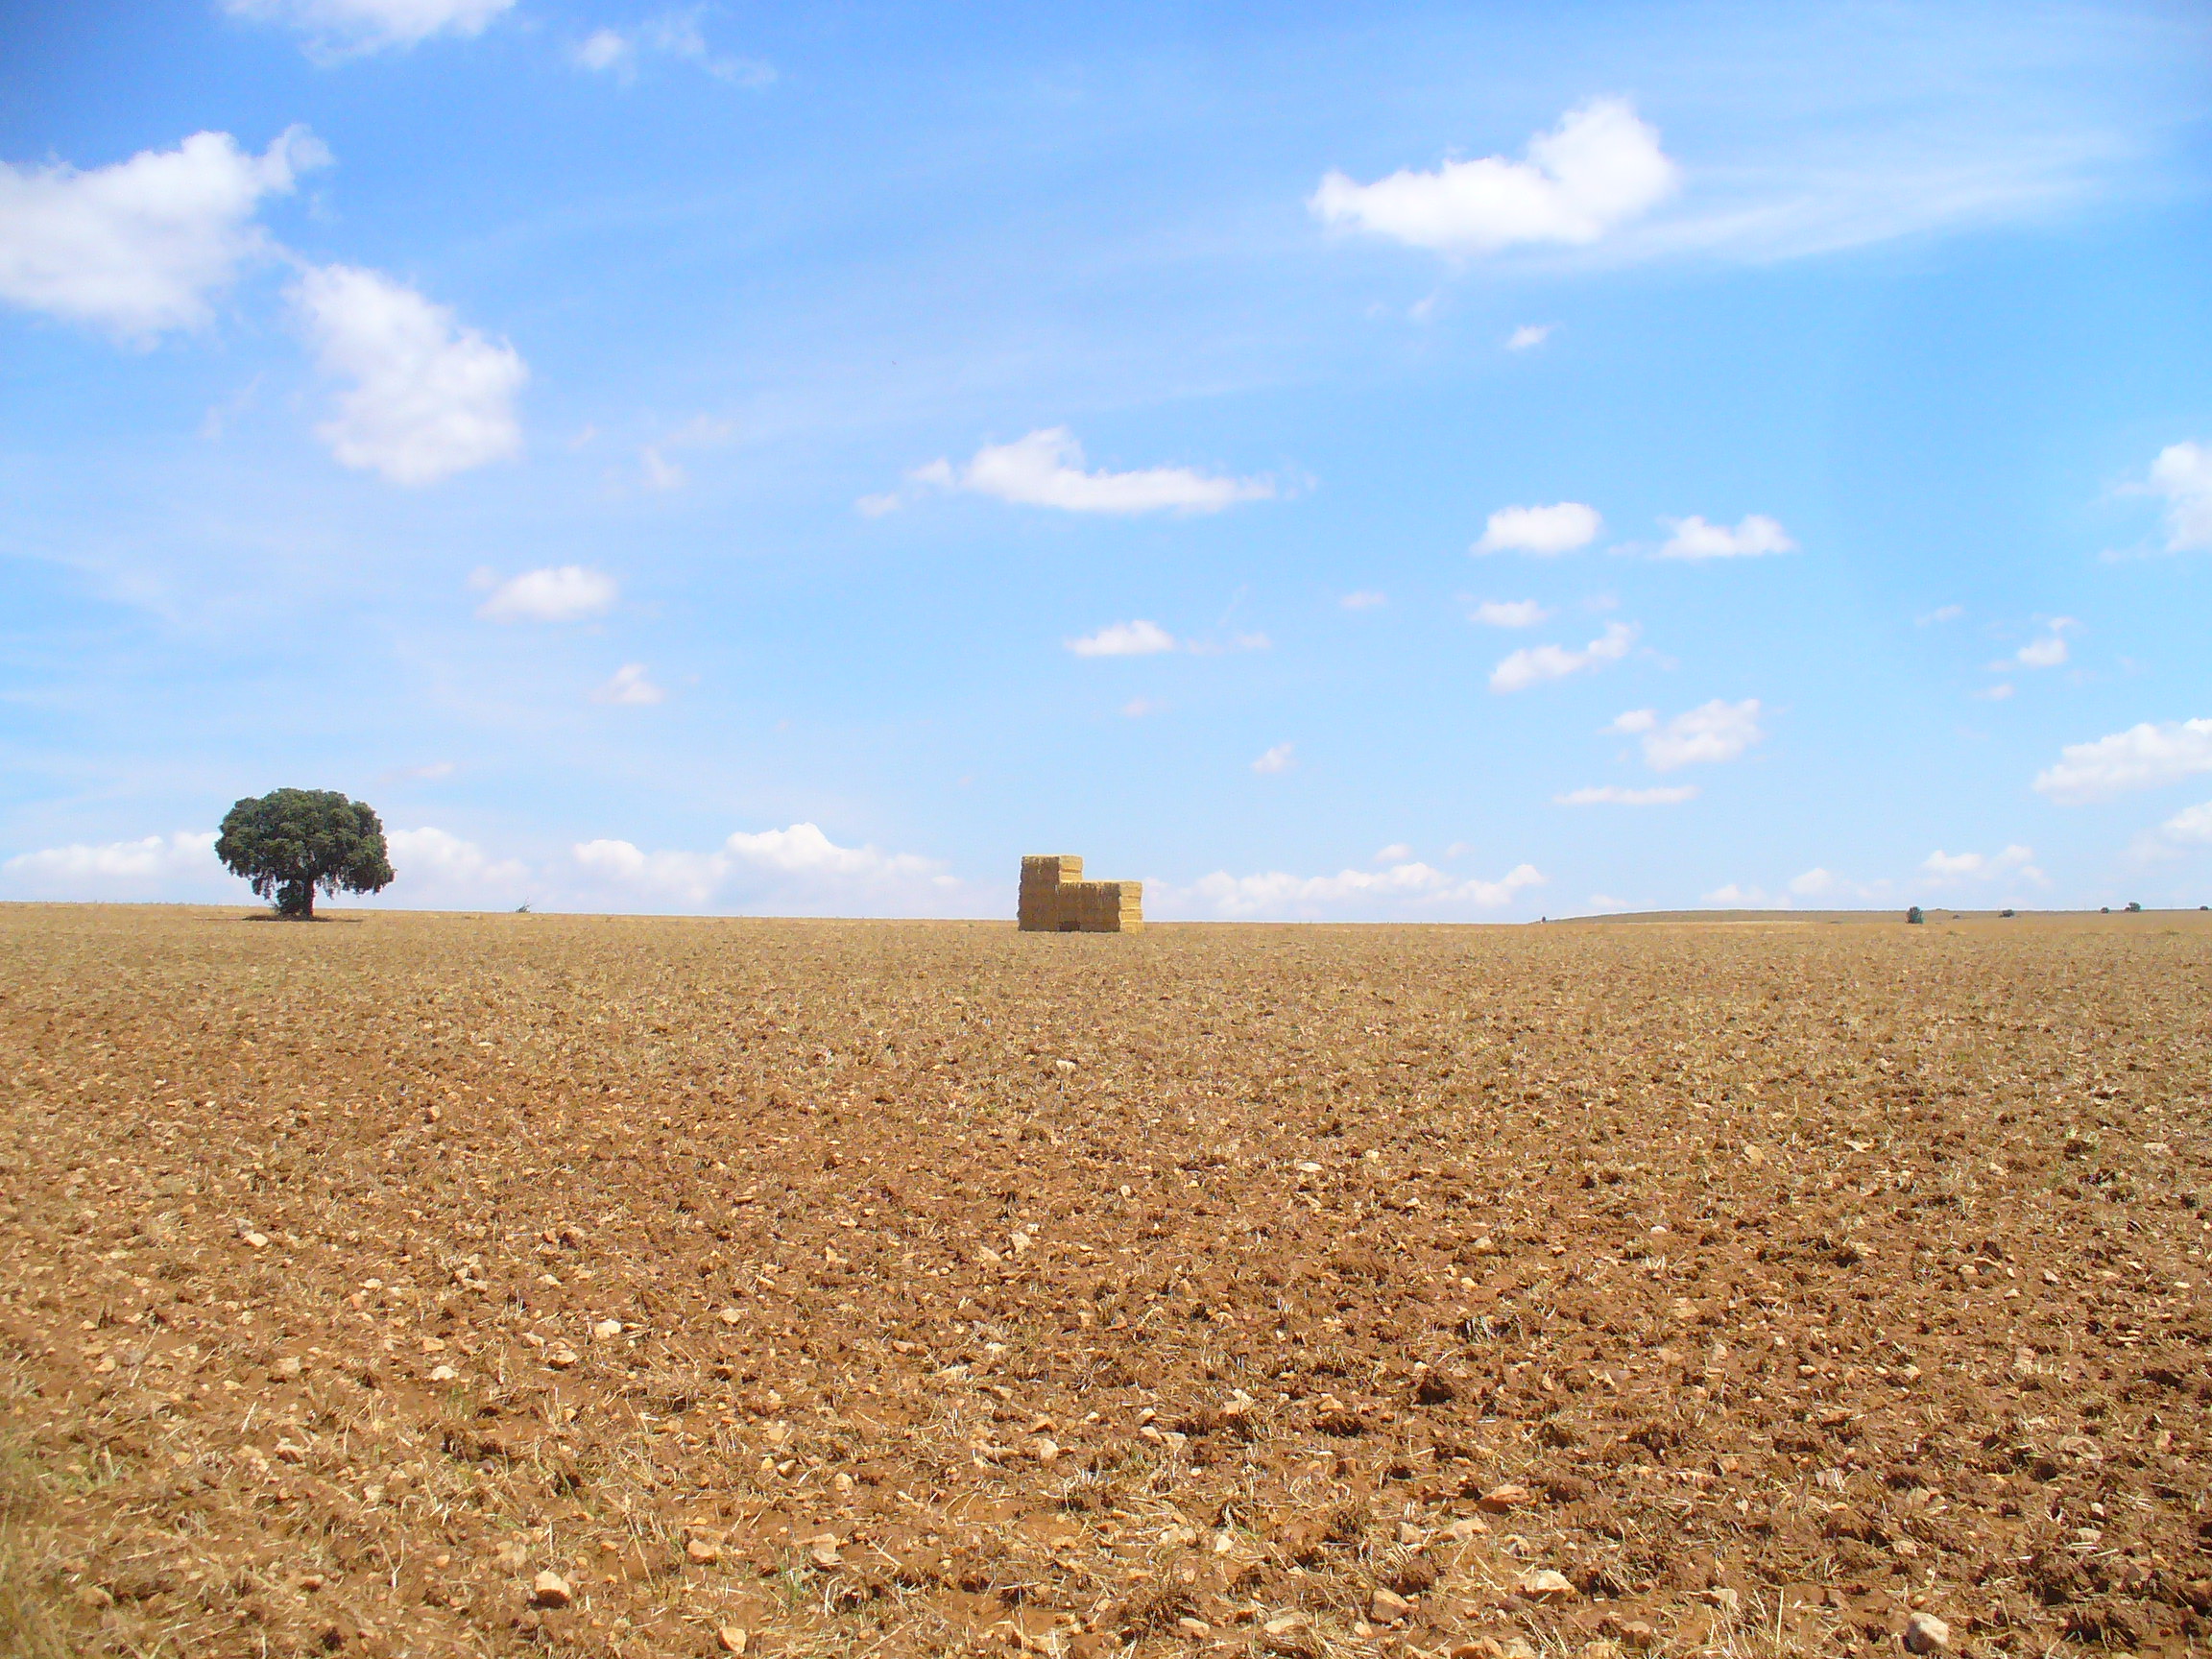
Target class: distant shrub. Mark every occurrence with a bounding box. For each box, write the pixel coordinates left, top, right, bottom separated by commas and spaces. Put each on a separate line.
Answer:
1906, 906, 1924, 925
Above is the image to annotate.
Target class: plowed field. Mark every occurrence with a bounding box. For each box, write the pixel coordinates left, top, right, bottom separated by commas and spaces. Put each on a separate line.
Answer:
3, 904, 2208, 1659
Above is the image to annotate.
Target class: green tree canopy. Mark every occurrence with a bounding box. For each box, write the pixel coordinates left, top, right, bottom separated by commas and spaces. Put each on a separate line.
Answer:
215, 788, 394, 919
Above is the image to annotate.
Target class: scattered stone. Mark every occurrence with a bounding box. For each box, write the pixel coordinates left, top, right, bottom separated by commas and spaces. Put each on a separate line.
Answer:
1903, 1613, 1951, 1654
806, 1535, 842, 1571
1519, 1569, 1576, 1601
1371, 1586, 1415, 1623
544, 1346, 579, 1370
1478, 1482, 1533, 1512
428, 1363, 459, 1382
717, 1628, 750, 1655
686, 1537, 723, 1564
592, 1318, 623, 1340
531, 1571, 573, 1608
1619, 1621, 1656, 1648
1029, 1435, 1059, 1464
273, 1356, 303, 1379
1176, 1617, 1212, 1636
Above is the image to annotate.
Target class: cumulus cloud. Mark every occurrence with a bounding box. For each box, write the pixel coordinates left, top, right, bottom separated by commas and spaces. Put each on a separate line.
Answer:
592, 663, 665, 706
2146, 441, 2211, 553
1470, 599, 1549, 628
1339, 590, 1387, 611
1310, 99, 1679, 255
2033, 718, 2212, 803
1164, 857, 1543, 921
1636, 699, 1765, 771
1474, 501, 1601, 555
1251, 743, 1296, 775
0, 128, 326, 340
1, 830, 219, 894
226, 0, 514, 56
2154, 801, 2212, 846
382, 827, 529, 901
1605, 709, 1658, 734
1921, 845, 2045, 885
1489, 621, 1637, 693
293, 263, 526, 485
1374, 843, 1413, 864
1701, 882, 1766, 906
896, 428, 1273, 516
2011, 627, 2072, 668
1788, 868, 1842, 899
571, 823, 958, 915
1655, 515, 1797, 561
1553, 784, 1697, 805
1505, 324, 1554, 350
476, 565, 617, 623
1068, 619, 1175, 658
569, 9, 774, 85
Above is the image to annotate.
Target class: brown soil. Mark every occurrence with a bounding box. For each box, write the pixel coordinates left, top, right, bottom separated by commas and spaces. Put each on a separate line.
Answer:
2, 903, 2207, 1659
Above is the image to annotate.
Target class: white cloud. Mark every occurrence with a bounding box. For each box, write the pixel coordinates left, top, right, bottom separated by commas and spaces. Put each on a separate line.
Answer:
1997, 617, 2075, 670
226, 0, 514, 55
383, 827, 529, 901
2033, 718, 2212, 803
0, 128, 326, 340
1339, 590, 1387, 611
1165, 858, 1543, 920
1251, 742, 1296, 775
1553, 784, 1698, 805
293, 263, 526, 485
1121, 697, 1166, 718
1374, 843, 1413, 863
1701, 883, 1767, 906
571, 823, 957, 915
2154, 801, 2212, 846
1505, 324, 1555, 350
901, 428, 1273, 516
1068, 619, 1175, 658
1788, 867, 1841, 898
593, 663, 665, 707
1916, 604, 1964, 626
568, 10, 775, 86
1, 830, 219, 893
1489, 620, 1637, 693
1310, 99, 1679, 254
1921, 845, 2044, 885
1605, 709, 1658, 734
476, 565, 618, 624
1470, 599, 1550, 628
1655, 515, 1797, 561
1977, 683, 2016, 701
572, 28, 631, 73
639, 445, 685, 490
1641, 699, 1765, 772
2146, 441, 2212, 553
1474, 501, 1601, 555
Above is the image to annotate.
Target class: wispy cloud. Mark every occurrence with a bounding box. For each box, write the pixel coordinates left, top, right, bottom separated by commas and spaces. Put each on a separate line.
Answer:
1470, 599, 1550, 628
1505, 323, 1555, 350
1339, 590, 1388, 611
592, 663, 666, 706
887, 428, 1274, 517
1554, 784, 1698, 805
1068, 619, 1175, 658
1163, 857, 1543, 920
1250, 742, 1296, 775
567, 8, 774, 86
1639, 699, 1765, 771
1656, 514, 1796, 560
227, 0, 514, 58
2033, 718, 2212, 803
1490, 621, 1637, 692
476, 565, 617, 624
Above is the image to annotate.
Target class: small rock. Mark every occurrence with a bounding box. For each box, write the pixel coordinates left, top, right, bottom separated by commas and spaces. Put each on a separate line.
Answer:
273, 1356, 303, 1379
1449, 1643, 1503, 1659
1053, 1059, 1076, 1072
1448, 1517, 1491, 1540
243, 1232, 270, 1249
1176, 1617, 1212, 1636
1709, 1587, 1742, 1615
1903, 1613, 1951, 1654
806, 1535, 842, 1571
1478, 1482, 1533, 1512
591, 1318, 623, 1340
1029, 1436, 1059, 1465
531, 1570, 572, 1608
1010, 1231, 1032, 1254
428, 1364, 459, 1382
1519, 1569, 1576, 1601
717, 1628, 750, 1655
1264, 1614, 1309, 1636
1371, 1587, 1415, 1623
686, 1537, 722, 1565
1619, 1621, 1656, 1648
544, 1346, 580, 1370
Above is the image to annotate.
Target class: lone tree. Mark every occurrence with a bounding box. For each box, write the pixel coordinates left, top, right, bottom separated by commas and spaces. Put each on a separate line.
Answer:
216, 788, 394, 919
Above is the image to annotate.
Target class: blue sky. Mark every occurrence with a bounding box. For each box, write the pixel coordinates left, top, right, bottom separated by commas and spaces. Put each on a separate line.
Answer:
3, 0, 2210, 919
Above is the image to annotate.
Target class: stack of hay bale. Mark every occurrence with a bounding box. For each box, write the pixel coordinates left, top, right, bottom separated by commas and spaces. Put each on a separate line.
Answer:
1018, 854, 1143, 932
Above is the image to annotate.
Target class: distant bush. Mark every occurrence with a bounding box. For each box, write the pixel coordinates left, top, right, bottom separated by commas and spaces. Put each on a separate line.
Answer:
1906, 906, 1924, 925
